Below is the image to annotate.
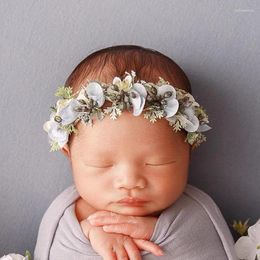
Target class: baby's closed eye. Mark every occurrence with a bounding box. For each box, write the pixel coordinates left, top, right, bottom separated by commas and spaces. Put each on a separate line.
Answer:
84, 160, 177, 168
145, 160, 176, 166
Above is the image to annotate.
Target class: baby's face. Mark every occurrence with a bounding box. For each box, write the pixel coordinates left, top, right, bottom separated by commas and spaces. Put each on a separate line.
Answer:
62, 111, 190, 217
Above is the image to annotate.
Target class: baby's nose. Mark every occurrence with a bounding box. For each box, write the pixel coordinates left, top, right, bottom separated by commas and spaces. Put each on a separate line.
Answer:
113, 163, 146, 190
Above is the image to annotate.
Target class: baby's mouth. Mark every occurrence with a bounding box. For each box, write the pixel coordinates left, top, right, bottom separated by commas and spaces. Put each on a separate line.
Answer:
117, 197, 148, 207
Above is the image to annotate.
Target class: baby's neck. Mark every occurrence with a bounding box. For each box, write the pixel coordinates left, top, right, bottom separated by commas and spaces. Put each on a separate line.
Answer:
147, 210, 163, 217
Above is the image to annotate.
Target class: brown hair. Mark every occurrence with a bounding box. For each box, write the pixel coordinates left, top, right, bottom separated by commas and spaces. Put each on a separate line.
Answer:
65, 45, 192, 148
65, 45, 192, 94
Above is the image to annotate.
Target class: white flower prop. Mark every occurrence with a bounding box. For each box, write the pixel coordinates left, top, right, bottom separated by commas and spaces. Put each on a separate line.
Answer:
82, 81, 105, 107
56, 99, 80, 125
43, 70, 212, 151
43, 98, 80, 134
0, 251, 31, 260
43, 116, 69, 149
182, 106, 200, 132
112, 70, 135, 91
0, 254, 27, 260
234, 219, 260, 260
129, 83, 147, 116
157, 84, 179, 118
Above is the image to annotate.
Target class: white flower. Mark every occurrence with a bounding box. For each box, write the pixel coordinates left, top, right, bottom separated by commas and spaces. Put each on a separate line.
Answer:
43, 111, 69, 149
82, 81, 105, 107
182, 106, 200, 132
157, 84, 179, 118
43, 98, 81, 148
112, 74, 133, 91
0, 254, 28, 260
56, 98, 80, 125
166, 105, 199, 132
197, 122, 212, 132
235, 219, 260, 260
128, 83, 147, 116
43, 117, 69, 148
182, 106, 212, 133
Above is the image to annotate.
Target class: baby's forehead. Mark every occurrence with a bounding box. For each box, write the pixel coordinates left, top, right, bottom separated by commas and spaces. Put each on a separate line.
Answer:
72, 111, 187, 152
78, 111, 168, 137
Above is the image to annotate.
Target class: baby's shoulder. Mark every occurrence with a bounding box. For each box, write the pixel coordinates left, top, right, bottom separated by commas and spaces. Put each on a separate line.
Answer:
172, 184, 231, 233
34, 184, 80, 258
41, 184, 79, 220
182, 184, 225, 218
167, 184, 236, 258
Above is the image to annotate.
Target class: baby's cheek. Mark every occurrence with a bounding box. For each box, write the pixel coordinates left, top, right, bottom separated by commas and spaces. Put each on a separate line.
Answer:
153, 172, 187, 204
74, 176, 95, 198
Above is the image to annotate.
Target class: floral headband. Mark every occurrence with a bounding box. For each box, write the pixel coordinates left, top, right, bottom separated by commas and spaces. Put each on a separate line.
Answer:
43, 70, 212, 152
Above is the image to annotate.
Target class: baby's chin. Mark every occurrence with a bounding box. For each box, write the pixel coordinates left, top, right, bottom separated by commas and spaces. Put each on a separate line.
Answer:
108, 204, 163, 217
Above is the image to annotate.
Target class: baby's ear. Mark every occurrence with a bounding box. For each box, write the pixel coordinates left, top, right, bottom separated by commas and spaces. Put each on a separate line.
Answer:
61, 144, 71, 160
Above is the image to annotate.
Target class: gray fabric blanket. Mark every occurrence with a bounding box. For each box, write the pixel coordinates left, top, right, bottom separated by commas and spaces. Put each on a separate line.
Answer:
34, 184, 238, 259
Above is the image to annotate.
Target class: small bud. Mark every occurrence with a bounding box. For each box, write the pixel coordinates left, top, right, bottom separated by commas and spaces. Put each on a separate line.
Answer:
122, 102, 127, 110
150, 86, 157, 95
54, 115, 62, 123
164, 91, 172, 98
154, 101, 161, 107
74, 106, 87, 112
130, 92, 137, 99
161, 99, 167, 106
182, 96, 189, 102
112, 85, 119, 91
147, 88, 158, 99
147, 96, 153, 102
78, 99, 87, 105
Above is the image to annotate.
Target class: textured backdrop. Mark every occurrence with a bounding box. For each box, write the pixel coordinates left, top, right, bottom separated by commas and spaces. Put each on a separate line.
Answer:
0, 0, 259, 255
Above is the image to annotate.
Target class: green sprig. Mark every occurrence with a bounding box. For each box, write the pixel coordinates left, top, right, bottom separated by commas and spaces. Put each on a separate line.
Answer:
49, 140, 61, 152
103, 105, 122, 120
143, 107, 165, 123
25, 250, 32, 260
232, 219, 250, 236
59, 124, 79, 135
55, 86, 73, 99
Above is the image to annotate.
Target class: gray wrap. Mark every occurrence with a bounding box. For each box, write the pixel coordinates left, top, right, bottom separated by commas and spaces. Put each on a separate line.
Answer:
34, 184, 238, 259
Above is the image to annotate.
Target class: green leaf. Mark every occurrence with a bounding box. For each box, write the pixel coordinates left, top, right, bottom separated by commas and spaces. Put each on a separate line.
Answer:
172, 120, 182, 132
157, 76, 169, 85
55, 86, 73, 99
49, 140, 61, 152
49, 106, 57, 113
195, 106, 209, 123
25, 250, 32, 260
232, 219, 250, 236
186, 132, 207, 150
186, 132, 198, 145
143, 107, 164, 123
103, 105, 122, 120
59, 124, 78, 135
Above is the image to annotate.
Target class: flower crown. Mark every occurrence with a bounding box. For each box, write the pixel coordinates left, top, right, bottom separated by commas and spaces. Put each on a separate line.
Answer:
43, 70, 212, 152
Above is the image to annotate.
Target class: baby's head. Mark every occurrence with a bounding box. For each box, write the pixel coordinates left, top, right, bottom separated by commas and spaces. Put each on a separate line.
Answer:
46, 45, 209, 216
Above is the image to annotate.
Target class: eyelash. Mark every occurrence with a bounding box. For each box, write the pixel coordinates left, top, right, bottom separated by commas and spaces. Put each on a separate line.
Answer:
145, 160, 176, 166
85, 160, 176, 168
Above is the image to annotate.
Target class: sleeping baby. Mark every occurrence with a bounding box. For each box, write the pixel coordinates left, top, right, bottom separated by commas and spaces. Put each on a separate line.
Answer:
34, 45, 238, 259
